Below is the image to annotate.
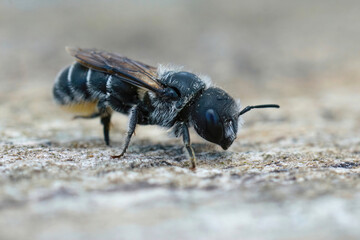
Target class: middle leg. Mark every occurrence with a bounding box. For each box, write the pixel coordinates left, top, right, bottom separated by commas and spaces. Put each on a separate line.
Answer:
111, 105, 139, 159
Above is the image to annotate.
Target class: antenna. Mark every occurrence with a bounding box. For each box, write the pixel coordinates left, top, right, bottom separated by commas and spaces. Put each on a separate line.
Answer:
238, 104, 280, 116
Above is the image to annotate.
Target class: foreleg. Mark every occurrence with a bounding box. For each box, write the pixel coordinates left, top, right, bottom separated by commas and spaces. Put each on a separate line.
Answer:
182, 123, 197, 169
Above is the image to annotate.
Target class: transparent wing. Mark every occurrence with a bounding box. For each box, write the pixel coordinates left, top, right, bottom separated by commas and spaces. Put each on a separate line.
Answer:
66, 47, 165, 94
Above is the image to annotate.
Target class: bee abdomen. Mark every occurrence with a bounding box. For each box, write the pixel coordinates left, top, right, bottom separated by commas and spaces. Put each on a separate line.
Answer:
53, 66, 74, 105
86, 68, 109, 98
53, 62, 98, 105
53, 62, 140, 114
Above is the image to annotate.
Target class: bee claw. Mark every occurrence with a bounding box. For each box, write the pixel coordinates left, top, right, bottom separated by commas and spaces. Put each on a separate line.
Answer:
189, 166, 197, 172
111, 155, 122, 159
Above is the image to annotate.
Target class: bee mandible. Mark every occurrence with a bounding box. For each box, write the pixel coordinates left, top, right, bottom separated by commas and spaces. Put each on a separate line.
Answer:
53, 47, 279, 169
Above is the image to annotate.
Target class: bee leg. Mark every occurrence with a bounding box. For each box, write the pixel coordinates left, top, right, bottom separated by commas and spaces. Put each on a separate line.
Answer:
111, 106, 138, 159
72, 112, 111, 146
101, 115, 111, 146
73, 112, 100, 119
182, 124, 197, 170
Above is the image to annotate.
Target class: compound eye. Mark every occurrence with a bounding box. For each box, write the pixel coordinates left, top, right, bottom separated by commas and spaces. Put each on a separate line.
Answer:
205, 109, 223, 140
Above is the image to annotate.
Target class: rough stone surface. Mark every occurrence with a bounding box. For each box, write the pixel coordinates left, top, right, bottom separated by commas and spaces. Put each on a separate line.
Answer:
1, 1, 360, 239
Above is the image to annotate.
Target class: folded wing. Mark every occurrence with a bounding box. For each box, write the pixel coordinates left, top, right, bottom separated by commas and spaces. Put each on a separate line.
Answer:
66, 47, 165, 95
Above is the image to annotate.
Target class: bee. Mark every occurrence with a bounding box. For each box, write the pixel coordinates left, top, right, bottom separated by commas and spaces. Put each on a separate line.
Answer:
53, 47, 279, 169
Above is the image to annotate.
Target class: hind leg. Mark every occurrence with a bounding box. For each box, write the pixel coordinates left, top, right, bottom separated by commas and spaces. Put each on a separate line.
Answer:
97, 100, 113, 146
73, 100, 113, 146
100, 115, 111, 146
73, 112, 111, 145
73, 112, 100, 119
74, 112, 112, 146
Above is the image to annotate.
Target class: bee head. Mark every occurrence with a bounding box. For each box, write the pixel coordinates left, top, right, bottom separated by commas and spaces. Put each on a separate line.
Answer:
191, 87, 239, 150
191, 87, 280, 149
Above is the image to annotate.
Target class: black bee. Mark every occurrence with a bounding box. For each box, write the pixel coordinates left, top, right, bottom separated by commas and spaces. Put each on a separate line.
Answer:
53, 47, 279, 169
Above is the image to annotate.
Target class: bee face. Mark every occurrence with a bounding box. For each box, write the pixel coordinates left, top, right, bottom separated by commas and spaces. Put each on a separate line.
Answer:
191, 87, 239, 150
